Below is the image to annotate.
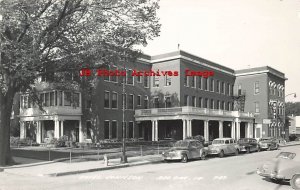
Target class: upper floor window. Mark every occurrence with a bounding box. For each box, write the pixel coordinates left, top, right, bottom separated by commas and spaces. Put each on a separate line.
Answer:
165, 96, 171, 108
254, 81, 259, 95
153, 76, 159, 87
192, 96, 196, 107
203, 78, 208, 91
221, 82, 225, 94
191, 76, 196, 88
184, 75, 189, 87
216, 80, 220, 93
127, 69, 134, 85
210, 79, 214, 92
128, 94, 134, 109
144, 96, 149, 109
198, 76, 202, 89
210, 99, 214, 109
111, 92, 118, 109
198, 97, 202, 108
154, 97, 159, 108
73, 92, 80, 107
238, 84, 242, 95
64, 92, 71, 106
144, 76, 149, 88
137, 95, 141, 106
217, 100, 220, 109
104, 91, 110, 108
184, 95, 189, 106
165, 75, 172, 86
137, 75, 142, 83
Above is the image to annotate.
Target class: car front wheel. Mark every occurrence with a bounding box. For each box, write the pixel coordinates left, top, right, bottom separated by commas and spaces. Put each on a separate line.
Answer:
290, 174, 300, 190
219, 150, 224, 158
235, 149, 239, 156
181, 154, 188, 163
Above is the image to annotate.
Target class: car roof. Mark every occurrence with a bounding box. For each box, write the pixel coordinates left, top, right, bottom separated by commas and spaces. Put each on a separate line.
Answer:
213, 138, 233, 140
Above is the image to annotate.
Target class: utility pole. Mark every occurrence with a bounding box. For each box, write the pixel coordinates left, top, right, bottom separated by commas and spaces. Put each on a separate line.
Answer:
121, 64, 127, 163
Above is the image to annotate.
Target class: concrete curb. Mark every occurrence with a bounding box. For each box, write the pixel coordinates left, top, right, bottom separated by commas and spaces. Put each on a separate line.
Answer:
43, 159, 163, 177
0, 160, 55, 170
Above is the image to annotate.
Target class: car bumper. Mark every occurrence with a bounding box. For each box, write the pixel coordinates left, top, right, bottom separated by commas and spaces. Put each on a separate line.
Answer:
257, 170, 271, 177
162, 154, 182, 160
257, 170, 285, 180
208, 150, 220, 155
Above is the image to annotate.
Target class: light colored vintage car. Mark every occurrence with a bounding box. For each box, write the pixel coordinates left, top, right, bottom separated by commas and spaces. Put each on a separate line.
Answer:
208, 138, 240, 158
162, 139, 207, 163
258, 137, 279, 151
257, 151, 300, 189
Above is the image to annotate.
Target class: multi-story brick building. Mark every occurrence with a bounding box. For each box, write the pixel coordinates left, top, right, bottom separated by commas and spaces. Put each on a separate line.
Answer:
18, 51, 286, 143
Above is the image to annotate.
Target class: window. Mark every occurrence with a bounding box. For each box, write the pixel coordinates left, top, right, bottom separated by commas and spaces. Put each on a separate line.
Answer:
203, 78, 208, 90
184, 95, 189, 106
207, 78, 210, 91
112, 92, 118, 109
221, 101, 225, 110
222, 82, 225, 94
127, 69, 134, 85
254, 81, 259, 94
45, 92, 50, 106
73, 92, 80, 107
210, 79, 214, 92
198, 77, 202, 89
104, 91, 110, 108
204, 98, 209, 108
153, 76, 159, 87
210, 99, 214, 109
128, 94, 134, 109
184, 75, 189, 86
223, 101, 226, 110
165, 75, 172, 86
192, 96, 196, 107
198, 97, 202, 108
255, 102, 260, 113
111, 121, 117, 139
228, 102, 231, 111
137, 95, 141, 106
58, 91, 62, 106
191, 76, 196, 88
154, 97, 159, 108
238, 84, 242, 95
86, 121, 92, 139
21, 95, 28, 109
144, 76, 149, 88
121, 93, 127, 109
165, 96, 171, 108
137, 75, 142, 83
220, 82, 224, 94
111, 66, 117, 82
217, 100, 220, 109
227, 83, 230, 95
104, 121, 110, 139
144, 96, 149, 109
216, 80, 220, 93
128, 122, 134, 138
64, 92, 71, 106
40, 93, 45, 106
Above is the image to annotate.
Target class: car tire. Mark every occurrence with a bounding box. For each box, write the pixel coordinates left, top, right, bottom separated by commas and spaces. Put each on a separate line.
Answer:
267, 146, 271, 151
271, 178, 283, 184
219, 150, 224, 158
200, 152, 206, 160
235, 149, 239, 156
257, 146, 261, 152
290, 174, 300, 190
181, 154, 188, 163
276, 144, 279, 150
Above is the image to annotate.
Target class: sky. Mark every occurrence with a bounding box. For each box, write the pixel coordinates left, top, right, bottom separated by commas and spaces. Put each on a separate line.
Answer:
140, 0, 300, 102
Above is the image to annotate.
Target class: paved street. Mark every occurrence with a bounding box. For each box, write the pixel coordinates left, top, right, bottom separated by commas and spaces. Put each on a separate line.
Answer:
0, 145, 298, 190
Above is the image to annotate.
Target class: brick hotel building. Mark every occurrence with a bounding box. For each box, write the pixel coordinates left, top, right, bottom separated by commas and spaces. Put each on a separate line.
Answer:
17, 50, 286, 143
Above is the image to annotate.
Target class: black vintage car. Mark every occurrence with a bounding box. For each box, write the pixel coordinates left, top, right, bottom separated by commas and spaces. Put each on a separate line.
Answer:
238, 138, 260, 153
258, 137, 279, 151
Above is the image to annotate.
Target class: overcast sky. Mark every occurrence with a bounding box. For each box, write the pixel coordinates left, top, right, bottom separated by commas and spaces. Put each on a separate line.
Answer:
140, 0, 300, 102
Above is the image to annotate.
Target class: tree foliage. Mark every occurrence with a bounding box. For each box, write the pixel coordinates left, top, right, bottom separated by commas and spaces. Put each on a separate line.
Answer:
285, 102, 300, 116
0, 0, 161, 166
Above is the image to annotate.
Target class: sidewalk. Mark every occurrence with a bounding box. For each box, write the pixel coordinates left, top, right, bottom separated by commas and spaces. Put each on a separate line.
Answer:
3, 154, 163, 177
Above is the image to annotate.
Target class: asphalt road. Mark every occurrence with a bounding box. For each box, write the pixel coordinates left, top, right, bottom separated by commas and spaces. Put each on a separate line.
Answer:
1, 145, 298, 190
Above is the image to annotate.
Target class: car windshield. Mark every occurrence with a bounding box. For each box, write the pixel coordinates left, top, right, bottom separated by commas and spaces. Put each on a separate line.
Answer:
238, 139, 249, 143
276, 152, 296, 160
173, 141, 189, 148
212, 140, 224, 145
260, 138, 273, 142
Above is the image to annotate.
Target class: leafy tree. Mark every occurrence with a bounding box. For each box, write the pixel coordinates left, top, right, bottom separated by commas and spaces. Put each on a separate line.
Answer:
285, 102, 300, 116
0, 0, 160, 166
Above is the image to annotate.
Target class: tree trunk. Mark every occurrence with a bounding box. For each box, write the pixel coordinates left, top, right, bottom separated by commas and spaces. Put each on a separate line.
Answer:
0, 87, 15, 166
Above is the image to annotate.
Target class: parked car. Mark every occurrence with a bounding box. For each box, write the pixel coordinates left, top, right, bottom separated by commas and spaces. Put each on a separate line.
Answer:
162, 139, 207, 163
258, 137, 279, 151
207, 138, 239, 158
257, 151, 300, 189
238, 138, 260, 153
